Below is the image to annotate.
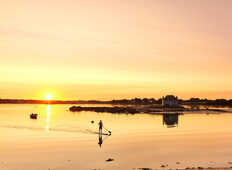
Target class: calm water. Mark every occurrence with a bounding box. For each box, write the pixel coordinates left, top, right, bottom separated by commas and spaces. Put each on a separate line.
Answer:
0, 104, 232, 170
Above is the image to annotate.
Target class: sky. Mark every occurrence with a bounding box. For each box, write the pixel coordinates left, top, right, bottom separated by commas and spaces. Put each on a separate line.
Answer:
0, 0, 232, 100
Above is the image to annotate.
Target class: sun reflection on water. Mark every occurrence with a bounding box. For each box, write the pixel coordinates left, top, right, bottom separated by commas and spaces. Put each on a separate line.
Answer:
46, 105, 50, 131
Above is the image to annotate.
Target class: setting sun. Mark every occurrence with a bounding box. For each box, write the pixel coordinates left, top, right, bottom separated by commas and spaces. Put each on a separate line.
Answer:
45, 94, 53, 100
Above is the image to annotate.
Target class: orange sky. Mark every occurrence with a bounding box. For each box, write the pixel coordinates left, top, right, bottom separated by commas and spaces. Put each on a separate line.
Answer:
0, 0, 232, 100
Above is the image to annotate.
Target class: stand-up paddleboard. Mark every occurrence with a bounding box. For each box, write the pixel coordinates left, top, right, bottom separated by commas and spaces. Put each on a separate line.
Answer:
85, 129, 111, 136
96, 132, 111, 136
90, 120, 112, 136
103, 126, 112, 135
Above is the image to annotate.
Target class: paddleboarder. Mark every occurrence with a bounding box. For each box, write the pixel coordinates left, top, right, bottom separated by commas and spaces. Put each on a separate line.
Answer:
99, 120, 103, 134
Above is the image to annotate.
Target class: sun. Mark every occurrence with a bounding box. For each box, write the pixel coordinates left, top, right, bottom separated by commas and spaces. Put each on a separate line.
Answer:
45, 94, 53, 100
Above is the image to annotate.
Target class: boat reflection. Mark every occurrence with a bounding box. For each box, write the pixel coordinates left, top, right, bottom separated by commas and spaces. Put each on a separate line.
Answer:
163, 113, 179, 128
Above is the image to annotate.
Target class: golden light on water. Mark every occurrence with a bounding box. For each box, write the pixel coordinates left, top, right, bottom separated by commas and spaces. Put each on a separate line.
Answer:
46, 105, 50, 131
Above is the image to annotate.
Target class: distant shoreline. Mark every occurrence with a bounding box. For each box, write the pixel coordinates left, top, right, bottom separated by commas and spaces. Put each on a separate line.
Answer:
0, 98, 232, 107
0, 99, 111, 105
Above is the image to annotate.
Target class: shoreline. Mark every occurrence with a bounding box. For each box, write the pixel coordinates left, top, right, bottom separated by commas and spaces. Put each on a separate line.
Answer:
1, 99, 232, 108
69, 105, 231, 114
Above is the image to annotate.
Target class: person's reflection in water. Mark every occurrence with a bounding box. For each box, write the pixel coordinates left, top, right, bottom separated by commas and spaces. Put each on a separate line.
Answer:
98, 133, 103, 148
98, 120, 104, 148
97, 130, 111, 148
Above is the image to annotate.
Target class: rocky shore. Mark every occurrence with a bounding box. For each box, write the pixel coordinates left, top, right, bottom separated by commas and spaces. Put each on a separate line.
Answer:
69, 106, 139, 114
69, 105, 229, 114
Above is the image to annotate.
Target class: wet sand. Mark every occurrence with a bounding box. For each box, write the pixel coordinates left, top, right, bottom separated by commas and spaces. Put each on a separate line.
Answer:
134, 167, 232, 170
189, 168, 232, 170
180, 168, 232, 170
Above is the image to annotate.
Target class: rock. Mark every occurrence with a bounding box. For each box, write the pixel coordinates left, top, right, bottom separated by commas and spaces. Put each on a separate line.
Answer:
91, 120, 94, 124
197, 167, 204, 169
106, 158, 114, 162
176, 162, 180, 164
161, 165, 166, 168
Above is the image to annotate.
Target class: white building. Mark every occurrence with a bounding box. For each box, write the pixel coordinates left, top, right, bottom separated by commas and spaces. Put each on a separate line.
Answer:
162, 95, 178, 107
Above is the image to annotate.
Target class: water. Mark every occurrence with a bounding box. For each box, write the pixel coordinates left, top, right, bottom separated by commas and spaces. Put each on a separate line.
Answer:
0, 104, 232, 170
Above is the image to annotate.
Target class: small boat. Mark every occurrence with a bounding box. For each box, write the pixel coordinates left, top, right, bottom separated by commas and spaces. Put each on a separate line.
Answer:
30, 113, 38, 119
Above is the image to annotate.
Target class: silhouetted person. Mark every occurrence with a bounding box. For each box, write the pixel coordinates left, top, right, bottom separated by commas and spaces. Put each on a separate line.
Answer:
98, 134, 103, 148
99, 120, 103, 134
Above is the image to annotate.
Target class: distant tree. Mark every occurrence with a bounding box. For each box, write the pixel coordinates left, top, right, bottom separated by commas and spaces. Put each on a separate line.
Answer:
142, 98, 149, 104
157, 98, 162, 104
133, 98, 142, 104
190, 98, 200, 102
149, 98, 156, 104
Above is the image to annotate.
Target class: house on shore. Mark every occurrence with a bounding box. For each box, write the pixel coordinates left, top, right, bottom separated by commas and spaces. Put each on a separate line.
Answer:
162, 95, 178, 107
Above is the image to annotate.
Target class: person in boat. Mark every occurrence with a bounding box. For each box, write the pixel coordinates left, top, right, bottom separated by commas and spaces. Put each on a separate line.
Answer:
30, 113, 38, 119
99, 120, 103, 134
